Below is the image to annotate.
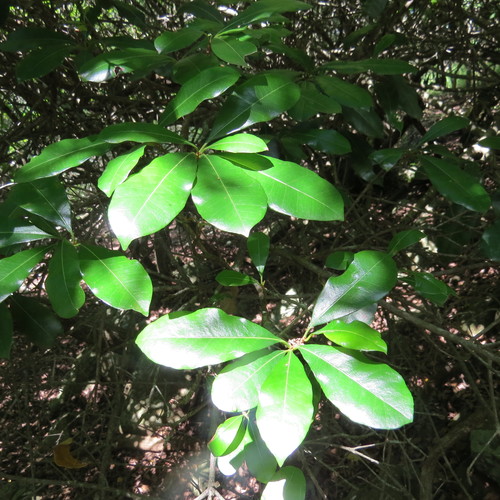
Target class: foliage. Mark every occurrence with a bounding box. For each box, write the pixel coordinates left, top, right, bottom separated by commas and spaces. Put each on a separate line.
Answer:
0, 0, 498, 498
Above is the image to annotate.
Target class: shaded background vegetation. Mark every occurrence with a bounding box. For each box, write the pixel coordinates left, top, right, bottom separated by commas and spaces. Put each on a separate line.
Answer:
0, 0, 499, 498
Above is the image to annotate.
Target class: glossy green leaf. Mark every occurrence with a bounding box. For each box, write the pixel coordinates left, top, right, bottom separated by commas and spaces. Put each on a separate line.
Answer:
135, 308, 282, 369
108, 153, 197, 249
297, 129, 351, 155
325, 251, 353, 271
261, 466, 306, 500
388, 229, 425, 255
409, 272, 454, 306
221, 0, 310, 33
421, 156, 491, 212
217, 425, 254, 476
482, 220, 500, 261
98, 146, 146, 197
478, 136, 500, 149
209, 72, 301, 140
10, 295, 63, 348
374, 34, 397, 55
370, 148, 405, 171
0, 303, 13, 358
247, 232, 270, 276
300, 344, 413, 429
15, 136, 111, 183
323, 58, 416, 75
0, 222, 52, 248
216, 270, 258, 286
0, 247, 48, 303
192, 155, 268, 236
212, 36, 257, 66
311, 250, 397, 327
208, 415, 246, 456
171, 53, 220, 84
160, 66, 240, 125
9, 177, 72, 232
45, 240, 85, 318
16, 44, 73, 80
98, 122, 191, 146
0, 27, 73, 52
212, 349, 285, 412
248, 157, 344, 221
288, 81, 341, 121
208, 133, 268, 153
315, 320, 387, 353
342, 106, 384, 138
79, 244, 152, 316
243, 425, 278, 482
216, 152, 273, 171
419, 116, 469, 145
78, 48, 172, 82
316, 75, 373, 108
256, 352, 314, 466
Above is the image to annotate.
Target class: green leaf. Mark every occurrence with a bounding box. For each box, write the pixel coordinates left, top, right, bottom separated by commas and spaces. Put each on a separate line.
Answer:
16, 44, 73, 80
79, 244, 152, 316
325, 251, 353, 271
248, 157, 344, 221
408, 272, 454, 306
419, 116, 470, 145
135, 308, 282, 369
316, 75, 373, 108
212, 349, 285, 412
160, 66, 240, 126
296, 129, 351, 155
208, 415, 246, 457
192, 155, 268, 236
108, 153, 197, 250
373, 34, 397, 56
9, 177, 72, 232
98, 146, 146, 197
300, 344, 413, 429
209, 72, 301, 140
311, 250, 397, 327
45, 240, 85, 318
155, 28, 203, 54
243, 424, 278, 482
217, 425, 254, 476
0, 27, 73, 52
0, 303, 13, 358
388, 229, 425, 255
478, 136, 500, 150
15, 136, 111, 183
178, 1, 224, 24
10, 295, 63, 348
323, 58, 417, 75
256, 352, 314, 466
208, 133, 268, 153
98, 122, 191, 146
212, 36, 257, 66
0, 222, 52, 248
220, 0, 310, 33
342, 106, 384, 138
216, 152, 274, 171
216, 270, 258, 286
0, 247, 48, 303
78, 48, 172, 82
288, 81, 341, 121
420, 156, 491, 212
369, 148, 405, 171
112, 0, 147, 28
171, 53, 220, 84
315, 320, 387, 353
247, 232, 270, 276
482, 220, 500, 261
261, 466, 307, 500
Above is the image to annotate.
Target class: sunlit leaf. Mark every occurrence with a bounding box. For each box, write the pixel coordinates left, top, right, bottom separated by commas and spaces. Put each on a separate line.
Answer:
388, 229, 425, 255
192, 155, 267, 236
419, 116, 470, 145
208, 415, 247, 456
98, 122, 191, 145
216, 270, 258, 286
45, 240, 85, 318
256, 352, 314, 466
0, 222, 52, 248
300, 344, 413, 429
208, 133, 268, 153
311, 250, 397, 327
79, 245, 152, 316
247, 232, 270, 276
136, 308, 283, 369
261, 466, 306, 500
212, 36, 257, 66
108, 153, 197, 249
